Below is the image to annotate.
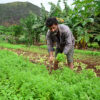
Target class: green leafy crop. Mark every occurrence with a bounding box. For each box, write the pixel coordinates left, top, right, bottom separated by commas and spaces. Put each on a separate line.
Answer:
0, 50, 100, 100
95, 65, 100, 70
56, 53, 66, 62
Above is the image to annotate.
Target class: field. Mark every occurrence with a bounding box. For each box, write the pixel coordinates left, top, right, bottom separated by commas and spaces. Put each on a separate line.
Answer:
0, 42, 100, 76
0, 42, 100, 99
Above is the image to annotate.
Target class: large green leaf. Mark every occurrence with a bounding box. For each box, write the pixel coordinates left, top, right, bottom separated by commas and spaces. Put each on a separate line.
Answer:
94, 34, 100, 41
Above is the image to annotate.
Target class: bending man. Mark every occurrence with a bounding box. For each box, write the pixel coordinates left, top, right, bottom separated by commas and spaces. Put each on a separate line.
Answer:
46, 17, 75, 69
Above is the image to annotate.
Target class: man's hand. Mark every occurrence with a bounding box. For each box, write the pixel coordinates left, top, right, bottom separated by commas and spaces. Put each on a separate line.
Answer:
49, 56, 54, 62
49, 51, 54, 62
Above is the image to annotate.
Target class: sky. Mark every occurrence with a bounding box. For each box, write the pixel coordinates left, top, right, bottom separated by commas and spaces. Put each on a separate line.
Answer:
0, 0, 74, 11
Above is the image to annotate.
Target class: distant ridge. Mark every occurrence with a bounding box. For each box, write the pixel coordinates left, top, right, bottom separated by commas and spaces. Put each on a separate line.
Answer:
0, 2, 42, 26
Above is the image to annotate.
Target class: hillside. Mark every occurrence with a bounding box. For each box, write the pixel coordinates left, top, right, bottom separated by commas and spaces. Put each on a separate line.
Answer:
0, 2, 42, 26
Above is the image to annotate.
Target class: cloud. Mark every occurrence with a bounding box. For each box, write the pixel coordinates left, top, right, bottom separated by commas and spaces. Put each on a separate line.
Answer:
0, 0, 74, 11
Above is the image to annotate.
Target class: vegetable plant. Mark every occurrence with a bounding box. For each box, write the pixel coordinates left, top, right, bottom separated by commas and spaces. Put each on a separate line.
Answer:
56, 53, 66, 68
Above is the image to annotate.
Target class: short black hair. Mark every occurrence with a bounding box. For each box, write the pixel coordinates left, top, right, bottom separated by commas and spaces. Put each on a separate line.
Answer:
46, 17, 58, 27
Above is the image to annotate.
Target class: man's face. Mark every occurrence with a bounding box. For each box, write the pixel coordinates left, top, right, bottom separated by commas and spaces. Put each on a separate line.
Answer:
49, 24, 58, 33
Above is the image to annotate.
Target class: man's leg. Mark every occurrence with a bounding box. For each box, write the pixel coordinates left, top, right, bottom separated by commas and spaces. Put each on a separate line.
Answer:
67, 46, 74, 69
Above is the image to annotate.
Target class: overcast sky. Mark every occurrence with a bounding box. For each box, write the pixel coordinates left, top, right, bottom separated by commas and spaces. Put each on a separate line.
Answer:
0, 0, 74, 11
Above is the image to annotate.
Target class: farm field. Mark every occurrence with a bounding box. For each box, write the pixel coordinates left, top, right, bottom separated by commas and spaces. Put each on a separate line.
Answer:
0, 43, 100, 99
0, 42, 100, 77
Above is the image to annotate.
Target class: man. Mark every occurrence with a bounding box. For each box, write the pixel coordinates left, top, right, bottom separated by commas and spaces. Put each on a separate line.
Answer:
46, 17, 75, 69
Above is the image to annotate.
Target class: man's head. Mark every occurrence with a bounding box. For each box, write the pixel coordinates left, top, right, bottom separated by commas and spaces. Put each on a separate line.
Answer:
46, 17, 58, 33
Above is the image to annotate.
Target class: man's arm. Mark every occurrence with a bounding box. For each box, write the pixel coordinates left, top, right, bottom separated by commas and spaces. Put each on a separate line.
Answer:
46, 32, 54, 61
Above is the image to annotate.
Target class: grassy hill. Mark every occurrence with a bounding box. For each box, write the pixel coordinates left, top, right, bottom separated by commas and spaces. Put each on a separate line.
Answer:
0, 2, 42, 26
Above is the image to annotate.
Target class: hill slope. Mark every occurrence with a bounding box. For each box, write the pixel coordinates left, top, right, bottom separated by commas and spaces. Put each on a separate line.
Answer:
0, 2, 41, 26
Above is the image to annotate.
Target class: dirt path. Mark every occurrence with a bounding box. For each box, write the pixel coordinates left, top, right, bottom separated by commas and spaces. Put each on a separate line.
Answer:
0, 47, 100, 76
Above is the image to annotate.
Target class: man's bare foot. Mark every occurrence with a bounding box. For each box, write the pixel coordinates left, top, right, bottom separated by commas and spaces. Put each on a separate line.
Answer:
68, 62, 74, 69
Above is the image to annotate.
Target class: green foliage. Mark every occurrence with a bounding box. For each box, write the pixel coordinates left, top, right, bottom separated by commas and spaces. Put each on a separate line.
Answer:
0, 42, 47, 55
12, 25, 23, 37
94, 0, 100, 16
95, 65, 100, 70
74, 62, 87, 71
73, 62, 80, 71
0, 26, 6, 34
20, 13, 38, 45
0, 25, 15, 43
0, 25, 14, 35
81, 69, 96, 78
56, 53, 66, 62
37, 56, 46, 64
0, 25, 23, 44
0, 50, 100, 100
95, 34, 100, 41
75, 49, 100, 56
63, 0, 100, 48
88, 42, 100, 49
48, 1, 63, 17
40, 45, 48, 49
0, 42, 26, 49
